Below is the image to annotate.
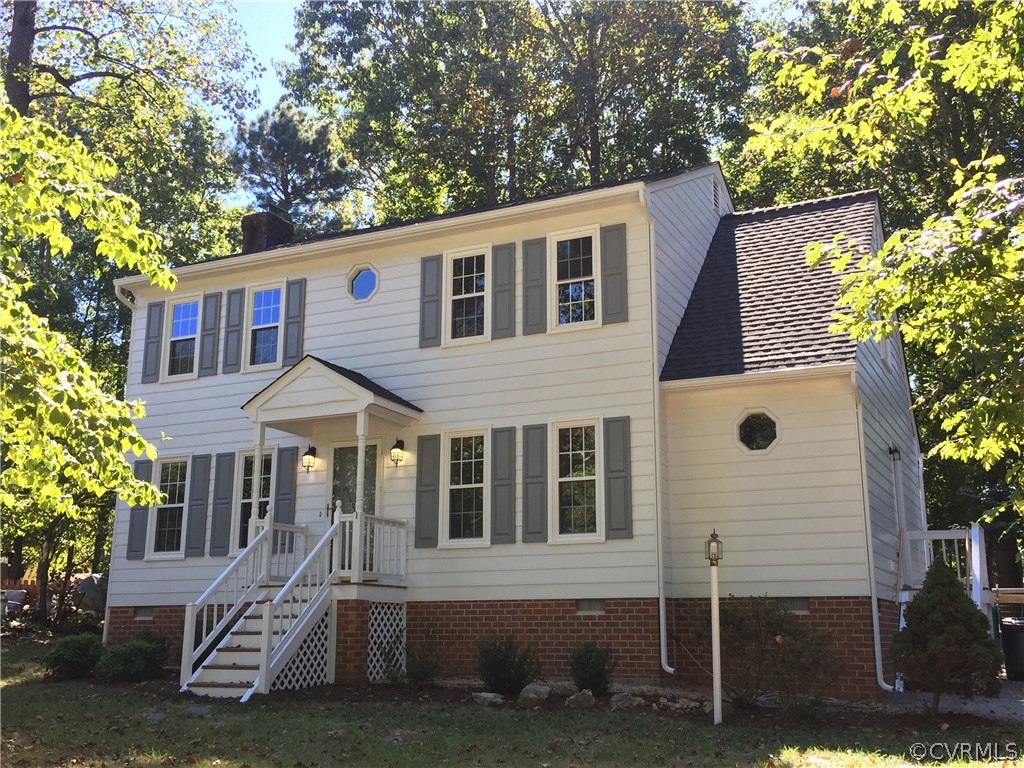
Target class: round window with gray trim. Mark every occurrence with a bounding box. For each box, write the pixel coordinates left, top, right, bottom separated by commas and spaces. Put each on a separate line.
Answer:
739, 412, 777, 451
349, 266, 378, 301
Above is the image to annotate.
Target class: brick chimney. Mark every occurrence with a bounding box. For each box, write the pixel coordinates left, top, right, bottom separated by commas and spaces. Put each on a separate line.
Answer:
240, 206, 295, 254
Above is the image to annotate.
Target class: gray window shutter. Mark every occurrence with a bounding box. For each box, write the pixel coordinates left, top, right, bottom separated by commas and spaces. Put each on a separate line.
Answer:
604, 416, 632, 539
601, 223, 628, 324
274, 446, 298, 525
197, 292, 221, 378
184, 454, 211, 557
522, 238, 547, 335
491, 243, 516, 339
415, 434, 440, 548
141, 301, 164, 384
420, 255, 442, 347
126, 459, 153, 560
491, 427, 516, 544
208, 453, 235, 556
222, 288, 245, 374
282, 278, 306, 366
522, 424, 547, 542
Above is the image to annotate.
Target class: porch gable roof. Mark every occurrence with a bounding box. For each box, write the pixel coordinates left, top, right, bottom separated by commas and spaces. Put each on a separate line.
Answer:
241, 355, 422, 429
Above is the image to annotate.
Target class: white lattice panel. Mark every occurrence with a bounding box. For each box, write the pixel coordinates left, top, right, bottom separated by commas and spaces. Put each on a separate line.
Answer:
367, 602, 406, 682
272, 608, 330, 691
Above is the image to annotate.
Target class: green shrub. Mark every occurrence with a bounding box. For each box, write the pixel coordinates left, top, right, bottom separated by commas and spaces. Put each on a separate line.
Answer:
892, 560, 1002, 717
568, 641, 616, 697
705, 597, 843, 718
476, 634, 542, 696
406, 626, 443, 687
44, 633, 103, 678
96, 636, 166, 681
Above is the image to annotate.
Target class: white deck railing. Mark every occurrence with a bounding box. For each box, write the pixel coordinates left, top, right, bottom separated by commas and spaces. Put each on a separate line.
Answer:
362, 514, 406, 579
903, 523, 990, 611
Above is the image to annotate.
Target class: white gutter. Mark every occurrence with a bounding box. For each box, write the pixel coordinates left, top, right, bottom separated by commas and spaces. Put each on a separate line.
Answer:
114, 184, 647, 291
851, 369, 895, 693
639, 186, 674, 675
661, 362, 858, 392
114, 284, 135, 310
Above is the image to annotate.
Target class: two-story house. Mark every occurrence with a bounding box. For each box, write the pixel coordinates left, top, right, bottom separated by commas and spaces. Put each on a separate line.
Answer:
104, 165, 930, 701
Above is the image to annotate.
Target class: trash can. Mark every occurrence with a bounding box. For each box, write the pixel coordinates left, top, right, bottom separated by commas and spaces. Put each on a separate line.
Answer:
1001, 617, 1024, 681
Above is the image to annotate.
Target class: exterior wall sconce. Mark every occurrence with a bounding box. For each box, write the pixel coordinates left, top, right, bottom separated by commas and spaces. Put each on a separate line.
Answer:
390, 439, 405, 467
706, 529, 724, 725
889, 445, 902, 461
301, 445, 317, 473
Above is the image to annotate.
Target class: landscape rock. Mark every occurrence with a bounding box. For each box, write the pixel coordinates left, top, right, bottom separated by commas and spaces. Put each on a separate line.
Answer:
472, 692, 505, 706
566, 689, 596, 708
658, 696, 699, 710
517, 683, 551, 707
609, 692, 645, 711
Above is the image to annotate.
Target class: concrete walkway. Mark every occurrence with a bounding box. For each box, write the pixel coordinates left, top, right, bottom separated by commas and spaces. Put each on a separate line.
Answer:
887, 679, 1023, 721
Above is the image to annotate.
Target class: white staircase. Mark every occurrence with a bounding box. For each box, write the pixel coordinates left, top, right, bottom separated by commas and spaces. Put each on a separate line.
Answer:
180, 504, 407, 700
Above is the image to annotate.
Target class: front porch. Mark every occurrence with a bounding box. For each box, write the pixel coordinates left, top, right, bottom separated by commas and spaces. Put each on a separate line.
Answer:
180, 356, 421, 700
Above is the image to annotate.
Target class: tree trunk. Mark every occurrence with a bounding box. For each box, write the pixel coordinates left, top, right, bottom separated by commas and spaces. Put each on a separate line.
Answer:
4, 0, 37, 116
34, 515, 65, 618
930, 689, 941, 718
92, 505, 111, 573
56, 542, 77, 622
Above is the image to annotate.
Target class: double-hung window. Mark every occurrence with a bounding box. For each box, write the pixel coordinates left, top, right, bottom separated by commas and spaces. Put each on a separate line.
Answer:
552, 230, 599, 327
446, 248, 487, 342
249, 286, 282, 366
167, 299, 199, 376
446, 433, 486, 543
153, 459, 189, 554
237, 452, 273, 550
556, 422, 599, 536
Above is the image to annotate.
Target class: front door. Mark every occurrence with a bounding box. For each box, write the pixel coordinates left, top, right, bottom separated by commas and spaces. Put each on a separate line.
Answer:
331, 443, 379, 516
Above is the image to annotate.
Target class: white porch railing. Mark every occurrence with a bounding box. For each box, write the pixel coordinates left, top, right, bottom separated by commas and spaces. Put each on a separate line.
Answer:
251, 519, 340, 698
180, 526, 270, 686
332, 501, 406, 584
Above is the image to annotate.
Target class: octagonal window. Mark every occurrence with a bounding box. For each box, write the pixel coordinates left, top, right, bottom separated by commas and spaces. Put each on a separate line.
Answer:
739, 412, 777, 451
349, 266, 378, 301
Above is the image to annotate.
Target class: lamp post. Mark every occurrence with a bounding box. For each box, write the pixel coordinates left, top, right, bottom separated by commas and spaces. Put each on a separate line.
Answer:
706, 529, 724, 725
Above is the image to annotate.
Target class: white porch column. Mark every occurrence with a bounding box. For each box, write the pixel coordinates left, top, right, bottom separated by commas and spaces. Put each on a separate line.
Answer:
352, 409, 367, 582
251, 423, 267, 545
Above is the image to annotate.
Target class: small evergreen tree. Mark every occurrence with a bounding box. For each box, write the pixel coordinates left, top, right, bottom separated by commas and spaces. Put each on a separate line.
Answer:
892, 560, 1002, 716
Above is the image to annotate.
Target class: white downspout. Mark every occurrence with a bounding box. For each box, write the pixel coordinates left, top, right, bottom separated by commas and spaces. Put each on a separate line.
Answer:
851, 370, 894, 693
639, 186, 674, 674
114, 284, 135, 310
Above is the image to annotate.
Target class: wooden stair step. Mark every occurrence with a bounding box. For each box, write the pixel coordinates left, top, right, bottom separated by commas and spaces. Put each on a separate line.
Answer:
203, 663, 259, 671
189, 681, 251, 690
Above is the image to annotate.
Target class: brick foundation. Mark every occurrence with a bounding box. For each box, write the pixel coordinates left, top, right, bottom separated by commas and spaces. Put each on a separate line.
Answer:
667, 596, 897, 700
404, 598, 662, 681
335, 599, 371, 684
105, 605, 186, 664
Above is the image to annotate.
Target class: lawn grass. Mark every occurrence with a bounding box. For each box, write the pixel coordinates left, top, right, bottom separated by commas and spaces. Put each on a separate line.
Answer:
1, 635, 1019, 768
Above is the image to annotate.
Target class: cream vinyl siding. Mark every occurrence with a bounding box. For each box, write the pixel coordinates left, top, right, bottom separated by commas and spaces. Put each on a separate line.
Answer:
647, 170, 725, 371
662, 373, 871, 599
109, 197, 660, 607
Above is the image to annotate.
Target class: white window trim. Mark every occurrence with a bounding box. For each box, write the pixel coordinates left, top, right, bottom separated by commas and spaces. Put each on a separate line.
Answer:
443, 244, 492, 346
348, 263, 380, 303
229, 446, 277, 556
242, 282, 285, 372
146, 455, 191, 560
734, 407, 781, 455
162, 293, 203, 382
439, 428, 491, 548
547, 226, 601, 334
324, 439, 384, 518
549, 418, 604, 543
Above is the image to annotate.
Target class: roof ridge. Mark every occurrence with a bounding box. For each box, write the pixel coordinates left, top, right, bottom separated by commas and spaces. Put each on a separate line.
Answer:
728, 189, 878, 219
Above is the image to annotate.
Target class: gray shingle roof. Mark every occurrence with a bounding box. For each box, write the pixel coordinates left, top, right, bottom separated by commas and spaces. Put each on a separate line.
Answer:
661, 191, 878, 381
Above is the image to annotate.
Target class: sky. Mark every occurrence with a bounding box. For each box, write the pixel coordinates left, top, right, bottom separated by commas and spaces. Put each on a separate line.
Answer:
232, 1, 301, 117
